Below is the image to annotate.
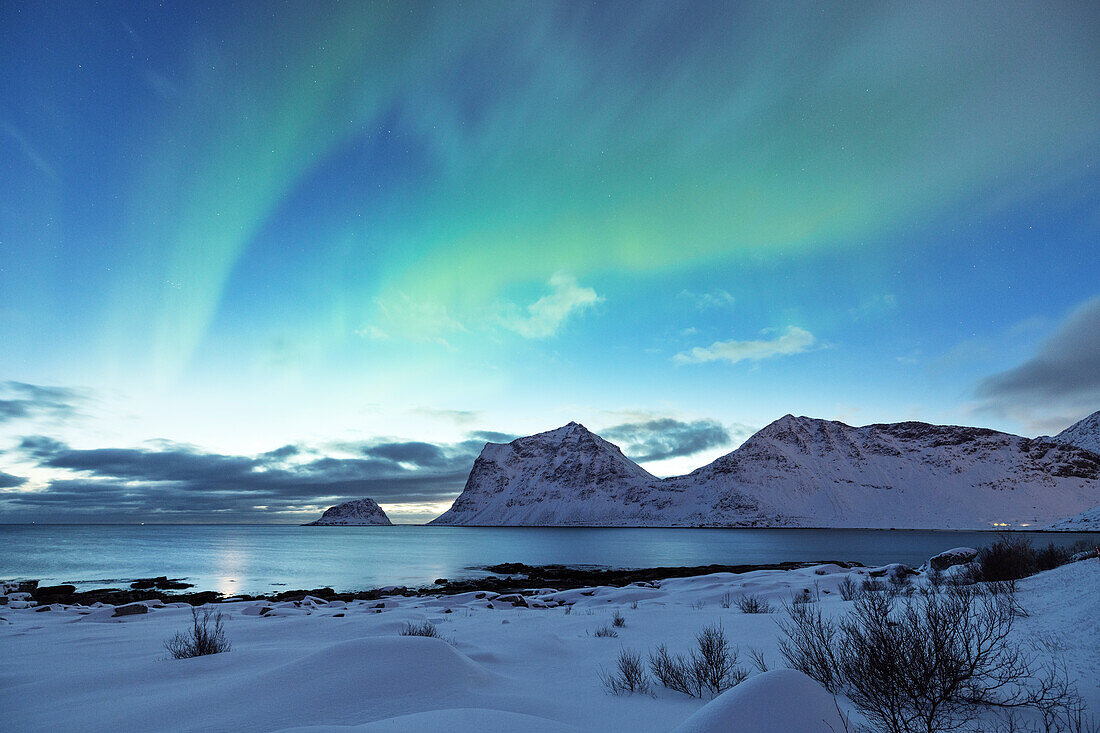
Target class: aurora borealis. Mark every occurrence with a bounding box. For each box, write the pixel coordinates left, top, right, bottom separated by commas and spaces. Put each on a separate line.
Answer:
1, 1, 1098, 522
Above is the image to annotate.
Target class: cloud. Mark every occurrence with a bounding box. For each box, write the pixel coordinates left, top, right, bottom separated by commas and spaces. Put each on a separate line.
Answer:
0, 471, 27, 489
974, 296, 1100, 432
467, 430, 518, 444
679, 289, 735, 310
601, 418, 733, 462
499, 273, 602, 338
673, 326, 816, 366
412, 408, 482, 425
0, 381, 83, 423
4, 434, 494, 522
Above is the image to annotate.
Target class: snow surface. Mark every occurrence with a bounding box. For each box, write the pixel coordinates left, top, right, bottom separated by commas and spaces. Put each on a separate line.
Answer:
3, 558, 1098, 732
431, 416, 1100, 529
306, 498, 392, 526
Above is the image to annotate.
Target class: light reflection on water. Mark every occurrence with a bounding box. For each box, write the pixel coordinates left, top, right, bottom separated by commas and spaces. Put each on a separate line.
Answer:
2, 524, 1098, 595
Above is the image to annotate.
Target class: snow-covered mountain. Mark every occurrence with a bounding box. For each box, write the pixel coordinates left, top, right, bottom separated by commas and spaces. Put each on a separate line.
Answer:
431, 422, 660, 526
305, 498, 392, 526
1048, 410, 1100, 455
430, 416, 1100, 529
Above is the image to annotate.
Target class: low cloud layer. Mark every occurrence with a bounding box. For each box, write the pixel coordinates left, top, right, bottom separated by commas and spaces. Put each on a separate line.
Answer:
602, 418, 733, 463
0, 471, 27, 488
975, 297, 1100, 433
4, 435, 490, 523
674, 326, 816, 366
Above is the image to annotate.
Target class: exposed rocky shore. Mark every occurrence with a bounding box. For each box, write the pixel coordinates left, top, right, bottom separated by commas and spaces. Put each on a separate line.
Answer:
5, 560, 861, 608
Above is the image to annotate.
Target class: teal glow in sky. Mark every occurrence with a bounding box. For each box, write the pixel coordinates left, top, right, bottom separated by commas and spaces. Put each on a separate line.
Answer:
1, 1, 1098, 522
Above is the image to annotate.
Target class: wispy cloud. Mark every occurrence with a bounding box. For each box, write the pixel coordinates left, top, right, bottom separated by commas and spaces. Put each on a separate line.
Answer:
601, 417, 733, 462
0, 382, 84, 424
974, 296, 1100, 433
678, 289, 735, 310
412, 408, 482, 425
499, 273, 602, 339
673, 326, 816, 366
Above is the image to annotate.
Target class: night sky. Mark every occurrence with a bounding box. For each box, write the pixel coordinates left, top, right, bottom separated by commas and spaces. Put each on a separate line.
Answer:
1, 1, 1098, 522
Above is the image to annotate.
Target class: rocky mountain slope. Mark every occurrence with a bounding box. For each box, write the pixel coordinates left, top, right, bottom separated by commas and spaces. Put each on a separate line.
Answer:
1049, 410, 1100, 455
305, 498, 392, 526
430, 416, 1100, 529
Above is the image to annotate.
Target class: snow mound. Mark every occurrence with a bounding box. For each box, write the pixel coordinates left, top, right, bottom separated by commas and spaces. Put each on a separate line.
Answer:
257, 636, 495, 701
275, 708, 578, 732
671, 669, 846, 733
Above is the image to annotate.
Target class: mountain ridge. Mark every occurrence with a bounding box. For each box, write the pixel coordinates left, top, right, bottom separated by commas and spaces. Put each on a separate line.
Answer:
430, 414, 1100, 529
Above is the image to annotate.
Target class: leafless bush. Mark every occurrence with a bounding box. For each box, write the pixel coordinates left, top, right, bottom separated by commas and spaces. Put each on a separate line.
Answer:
600, 647, 651, 695
594, 625, 618, 638
861, 577, 886, 594
747, 646, 769, 673
778, 584, 1081, 733
838, 575, 859, 601
164, 607, 231, 659
791, 587, 817, 604
611, 609, 627, 628
720, 592, 732, 609
401, 620, 442, 638
647, 623, 746, 698
737, 594, 773, 614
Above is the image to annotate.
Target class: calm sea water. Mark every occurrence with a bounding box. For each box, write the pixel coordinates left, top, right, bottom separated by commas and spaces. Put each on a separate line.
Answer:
2, 525, 1097, 595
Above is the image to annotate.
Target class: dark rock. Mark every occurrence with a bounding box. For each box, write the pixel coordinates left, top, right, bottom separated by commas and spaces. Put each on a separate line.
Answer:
17, 580, 39, 593
929, 547, 979, 571
112, 603, 149, 617
35, 584, 76, 602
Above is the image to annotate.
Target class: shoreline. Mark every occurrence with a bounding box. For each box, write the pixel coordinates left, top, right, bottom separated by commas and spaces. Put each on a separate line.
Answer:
9, 559, 863, 607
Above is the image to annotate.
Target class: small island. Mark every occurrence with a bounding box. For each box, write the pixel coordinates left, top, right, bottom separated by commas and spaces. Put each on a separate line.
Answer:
303, 498, 392, 526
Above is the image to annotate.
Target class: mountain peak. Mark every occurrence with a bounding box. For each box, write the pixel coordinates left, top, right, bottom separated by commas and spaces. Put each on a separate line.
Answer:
1052, 410, 1100, 455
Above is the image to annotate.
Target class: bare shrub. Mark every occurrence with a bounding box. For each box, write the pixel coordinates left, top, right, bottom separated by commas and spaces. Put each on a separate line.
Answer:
630, 600, 638, 610
791, 587, 817, 605
594, 625, 618, 638
611, 609, 627, 628
600, 647, 651, 695
720, 592, 732, 609
861, 577, 886, 594
778, 584, 1080, 733
979, 535, 1039, 582
747, 646, 769, 673
647, 624, 746, 698
164, 607, 231, 659
838, 575, 859, 602
737, 594, 773, 614
401, 620, 442, 638
649, 643, 699, 697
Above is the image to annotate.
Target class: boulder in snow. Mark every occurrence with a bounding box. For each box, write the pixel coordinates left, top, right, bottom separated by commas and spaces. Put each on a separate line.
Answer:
929, 547, 979, 571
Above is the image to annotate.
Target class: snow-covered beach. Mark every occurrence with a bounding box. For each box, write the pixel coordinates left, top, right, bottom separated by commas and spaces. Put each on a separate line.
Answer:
3, 556, 1098, 732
